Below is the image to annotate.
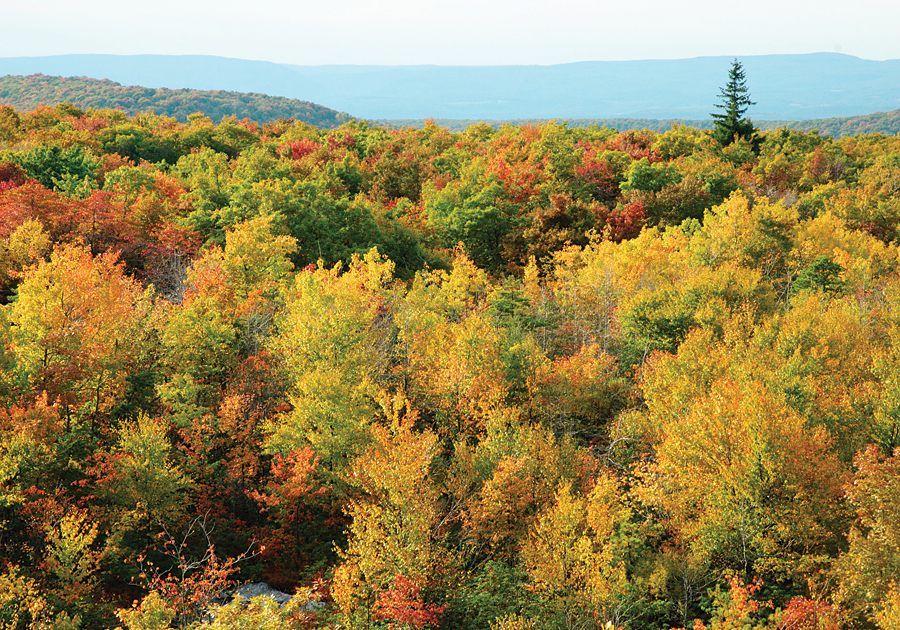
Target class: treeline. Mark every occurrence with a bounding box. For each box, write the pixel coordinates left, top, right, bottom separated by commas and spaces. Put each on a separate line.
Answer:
0, 74, 354, 127
373, 118, 720, 133
3, 103, 900, 629
379, 112, 900, 137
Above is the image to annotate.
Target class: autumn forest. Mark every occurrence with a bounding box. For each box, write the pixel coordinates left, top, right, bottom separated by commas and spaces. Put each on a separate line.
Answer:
2, 98, 900, 630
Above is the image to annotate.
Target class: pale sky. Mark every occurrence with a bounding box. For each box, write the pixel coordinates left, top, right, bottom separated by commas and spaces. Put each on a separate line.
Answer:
3, 0, 898, 65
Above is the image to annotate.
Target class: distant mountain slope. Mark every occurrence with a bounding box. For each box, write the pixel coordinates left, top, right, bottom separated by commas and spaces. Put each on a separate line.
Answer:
2, 52, 897, 121
283, 54, 900, 120
0, 74, 353, 126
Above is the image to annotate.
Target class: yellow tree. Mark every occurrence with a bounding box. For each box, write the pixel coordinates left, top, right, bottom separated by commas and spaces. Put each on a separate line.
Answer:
0, 218, 50, 298
404, 311, 511, 441
332, 391, 449, 630
265, 248, 396, 475
521, 475, 660, 629
632, 324, 850, 594
7, 244, 154, 431
44, 507, 104, 612
459, 420, 589, 562
837, 445, 900, 625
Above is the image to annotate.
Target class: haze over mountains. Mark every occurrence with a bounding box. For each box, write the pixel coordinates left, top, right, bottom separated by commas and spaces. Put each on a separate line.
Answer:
1, 53, 899, 121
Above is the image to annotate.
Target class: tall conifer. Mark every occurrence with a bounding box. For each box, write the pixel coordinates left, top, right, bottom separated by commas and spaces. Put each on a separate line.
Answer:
712, 59, 757, 147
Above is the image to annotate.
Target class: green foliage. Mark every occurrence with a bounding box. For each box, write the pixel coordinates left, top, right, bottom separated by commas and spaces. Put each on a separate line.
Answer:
445, 561, 538, 630
424, 172, 514, 273
791, 255, 846, 295
6, 143, 99, 193
621, 158, 682, 194
175, 147, 234, 239
254, 178, 383, 268
97, 123, 184, 165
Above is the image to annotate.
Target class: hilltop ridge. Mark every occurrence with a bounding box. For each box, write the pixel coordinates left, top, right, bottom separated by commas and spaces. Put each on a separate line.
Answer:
0, 74, 352, 126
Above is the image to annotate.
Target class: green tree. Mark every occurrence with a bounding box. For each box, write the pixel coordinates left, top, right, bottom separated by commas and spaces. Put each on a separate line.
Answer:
711, 60, 757, 148
7, 144, 99, 194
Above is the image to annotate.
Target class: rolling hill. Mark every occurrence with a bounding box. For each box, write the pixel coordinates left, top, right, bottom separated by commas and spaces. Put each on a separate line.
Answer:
0, 73, 353, 126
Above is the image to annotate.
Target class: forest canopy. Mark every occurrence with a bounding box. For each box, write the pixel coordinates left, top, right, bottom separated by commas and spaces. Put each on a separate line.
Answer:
1, 101, 900, 629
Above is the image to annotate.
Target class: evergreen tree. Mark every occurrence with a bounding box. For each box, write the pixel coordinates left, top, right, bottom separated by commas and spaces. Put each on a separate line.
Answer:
711, 59, 757, 147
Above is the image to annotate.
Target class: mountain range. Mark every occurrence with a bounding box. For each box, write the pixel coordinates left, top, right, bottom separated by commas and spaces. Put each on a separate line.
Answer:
1, 53, 899, 121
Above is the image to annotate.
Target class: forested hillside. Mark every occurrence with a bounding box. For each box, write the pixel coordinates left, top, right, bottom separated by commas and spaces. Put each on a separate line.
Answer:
0, 74, 353, 126
772, 108, 900, 137
3, 102, 900, 630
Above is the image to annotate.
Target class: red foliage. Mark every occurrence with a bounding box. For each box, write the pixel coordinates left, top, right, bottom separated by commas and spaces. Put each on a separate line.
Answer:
374, 574, 446, 629
249, 446, 335, 589
0, 181, 185, 265
0, 397, 62, 443
135, 519, 249, 622
282, 138, 320, 160
601, 130, 661, 162
574, 145, 622, 203
250, 447, 323, 513
71, 116, 110, 133
0, 181, 79, 239
327, 133, 356, 150
237, 118, 259, 133
0, 161, 26, 188
690, 575, 763, 630
599, 200, 644, 242
77, 190, 141, 256
777, 596, 841, 630
488, 156, 541, 205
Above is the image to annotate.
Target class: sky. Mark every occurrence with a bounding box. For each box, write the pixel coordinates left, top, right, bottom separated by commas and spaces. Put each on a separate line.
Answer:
3, 0, 899, 66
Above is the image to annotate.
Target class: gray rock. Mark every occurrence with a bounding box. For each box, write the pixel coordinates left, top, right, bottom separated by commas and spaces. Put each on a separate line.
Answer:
214, 582, 328, 615
222, 582, 293, 607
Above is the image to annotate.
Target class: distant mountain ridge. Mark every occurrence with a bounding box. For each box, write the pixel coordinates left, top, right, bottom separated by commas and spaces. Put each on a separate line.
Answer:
2, 73, 899, 138
1, 53, 899, 121
0, 74, 352, 126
